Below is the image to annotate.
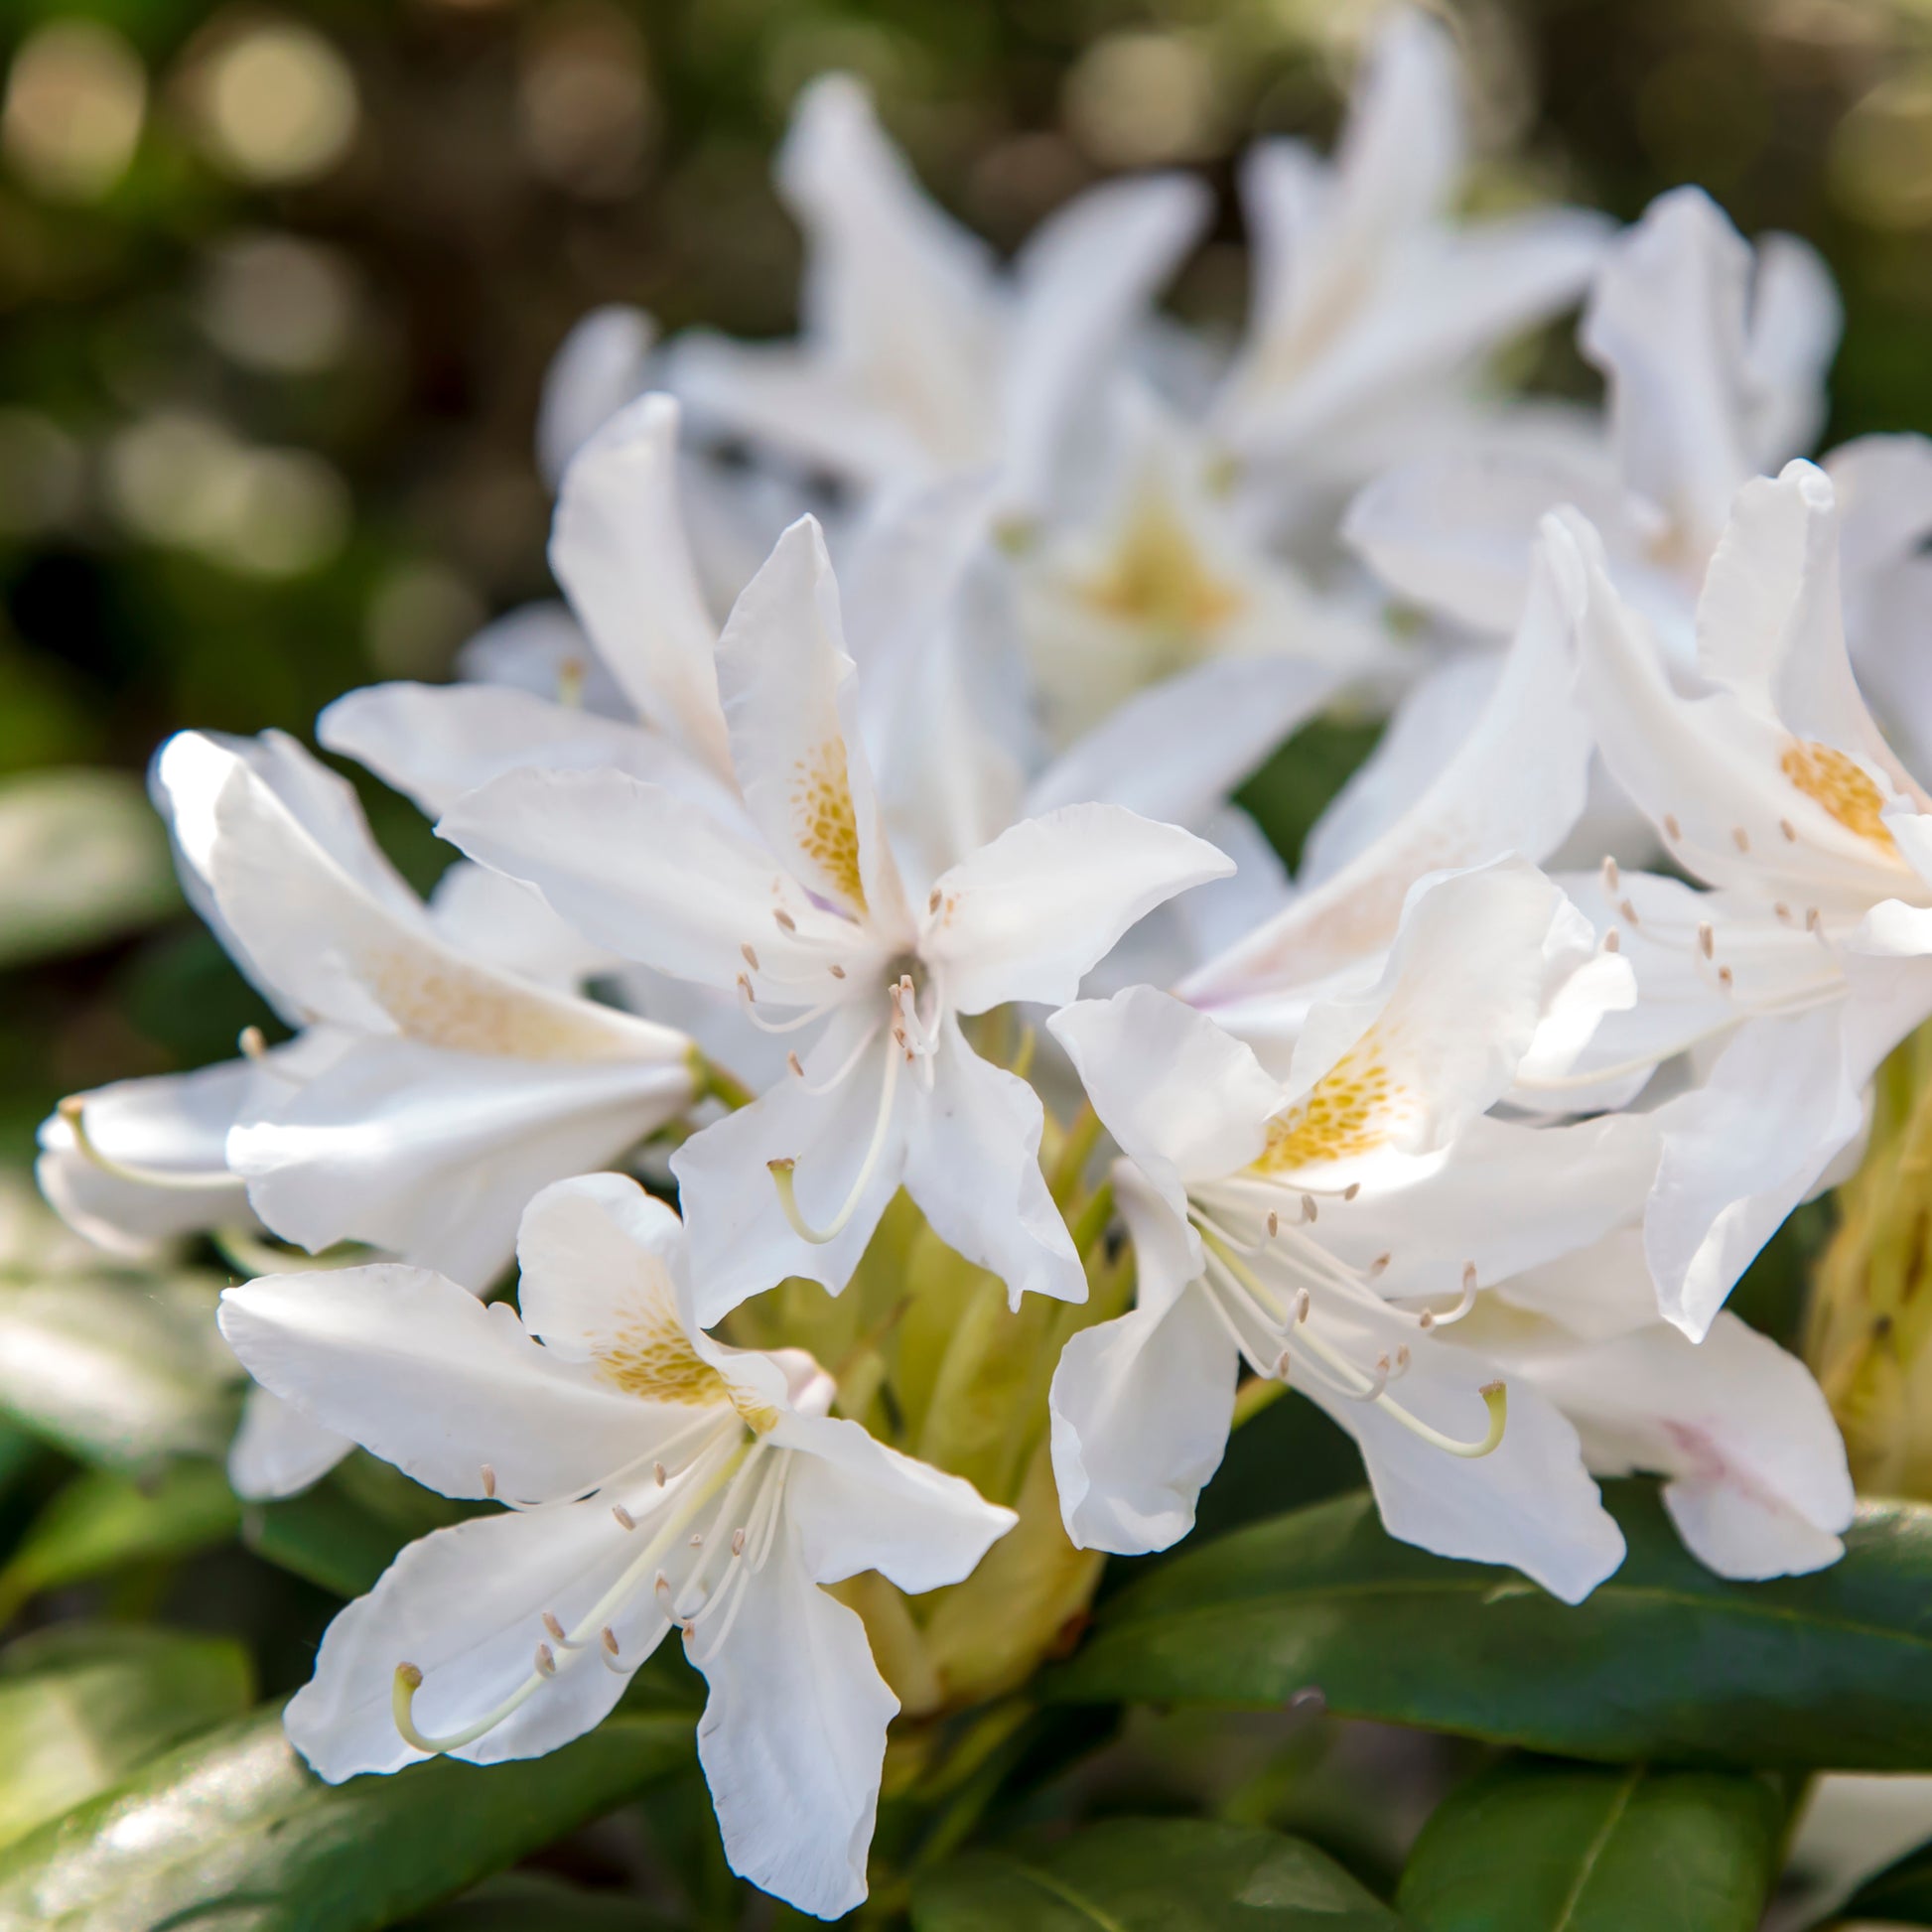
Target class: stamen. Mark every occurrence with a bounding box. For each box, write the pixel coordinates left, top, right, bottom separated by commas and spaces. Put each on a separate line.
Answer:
741, 943, 759, 972
1718, 964, 1734, 990
534, 1642, 556, 1676
598, 1627, 631, 1675
238, 1025, 267, 1060
1619, 898, 1638, 925
541, 1611, 583, 1651
654, 1463, 666, 1487
602, 1626, 620, 1654
787, 1051, 804, 1078
1302, 1194, 1317, 1224
732, 1527, 747, 1555
1369, 1253, 1390, 1279
792, 1018, 886, 1097
928, 887, 941, 912
1603, 929, 1620, 953
735, 980, 839, 1035
1697, 922, 1714, 960
830, 964, 846, 979
1379, 1381, 1508, 1458
773, 909, 796, 932
1732, 826, 1750, 853
769, 1036, 902, 1244
1774, 902, 1792, 923
481, 1464, 496, 1499
1600, 856, 1619, 893
556, 657, 586, 708
1806, 906, 1823, 934
1342, 1183, 1360, 1202
56, 1096, 239, 1194
1780, 818, 1797, 842
1267, 1210, 1280, 1237
613, 1503, 635, 1530
1663, 813, 1682, 840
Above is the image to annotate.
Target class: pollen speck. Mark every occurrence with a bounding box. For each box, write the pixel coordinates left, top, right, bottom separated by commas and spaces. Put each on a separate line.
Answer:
790, 741, 868, 910
1780, 740, 1895, 849
1253, 1032, 1404, 1173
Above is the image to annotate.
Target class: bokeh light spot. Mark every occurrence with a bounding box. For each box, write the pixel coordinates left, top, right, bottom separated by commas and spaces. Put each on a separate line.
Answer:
2, 18, 146, 203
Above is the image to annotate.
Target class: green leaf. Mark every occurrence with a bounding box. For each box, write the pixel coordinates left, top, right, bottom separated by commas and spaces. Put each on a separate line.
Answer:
0, 1460, 240, 1623
0, 769, 178, 968
0, 1271, 236, 1468
913, 1817, 1404, 1931
397, 1871, 681, 1929
0, 1703, 691, 1932
0, 1625, 253, 1853
1397, 1762, 1783, 1932
1048, 1484, 1932, 1769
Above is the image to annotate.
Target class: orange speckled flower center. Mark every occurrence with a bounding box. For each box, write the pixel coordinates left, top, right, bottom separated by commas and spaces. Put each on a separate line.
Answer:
791, 741, 868, 911
1079, 490, 1246, 638
1780, 741, 1895, 850
1253, 1036, 1401, 1173
599, 1295, 776, 1432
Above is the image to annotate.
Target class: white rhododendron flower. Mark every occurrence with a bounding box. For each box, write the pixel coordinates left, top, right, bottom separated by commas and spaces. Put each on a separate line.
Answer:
443, 513, 1232, 1318
1048, 861, 1654, 1601
1548, 465, 1932, 1338
219, 1173, 1013, 1920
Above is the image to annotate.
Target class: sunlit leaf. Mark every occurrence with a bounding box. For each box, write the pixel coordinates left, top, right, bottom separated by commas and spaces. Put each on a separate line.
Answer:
1397, 1761, 1784, 1931
0, 1704, 691, 1932
912, 1817, 1404, 1930
1048, 1484, 1932, 1769
0, 769, 178, 968
0, 1625, 252, 1853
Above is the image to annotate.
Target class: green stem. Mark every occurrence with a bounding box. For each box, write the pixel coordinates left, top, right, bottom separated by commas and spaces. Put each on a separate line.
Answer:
693, 1052, 756, 1112
1231, 1374, 1288, 1429
1049, 1100, 1103, 1207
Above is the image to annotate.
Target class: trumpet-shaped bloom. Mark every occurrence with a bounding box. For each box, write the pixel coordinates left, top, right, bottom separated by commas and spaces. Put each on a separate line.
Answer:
445, 515, 1232, 1319
140, 729, 696, 1291
1208, 7, 1607, 503
1550, 465, 1932, 1337
218, 1173, 1013, 1921
668, 73, 1207, 517
1048, 862, 1656, 1601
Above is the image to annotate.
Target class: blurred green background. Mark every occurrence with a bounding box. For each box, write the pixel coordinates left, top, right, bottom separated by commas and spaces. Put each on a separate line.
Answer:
3, 0, 1932, 1157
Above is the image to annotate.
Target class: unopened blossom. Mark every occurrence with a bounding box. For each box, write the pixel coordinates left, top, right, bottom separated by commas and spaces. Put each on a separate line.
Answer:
219, 1173, 1013, 1921
1547, 465, 1932, 1339
445, 514, 1232, 1319
1049, 861, 1655, 1602
1206, 6, 1608, 513
668, 72, 1208, 520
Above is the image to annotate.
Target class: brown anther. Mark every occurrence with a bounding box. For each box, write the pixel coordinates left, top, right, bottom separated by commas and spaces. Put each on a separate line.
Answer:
1780, 818, 1797, 842
238, 1025, 267, 1059
1266, 1210, 1279, 1237
1462, 1261, 1478, 1294
480, 1463, 496, 1498
1601, 857, 1619, 892
542, 1611, 567, 1641
535, 1642, 557, 1676
1718, 964, 1734, 989
613, 1504, 636, 1530
653, 1461, 667, 1487
1302, 1193, 1317, 1223
1419, 1310, 1436, 1329
1343, 1182, 1360, 1201
928, 888, 942, 912
1697, 922, 1715, 959
741, 943, 759, 971
1369, 1253, 1391, 1278
1619, 898, 1639, 925
1604, 928, 1621, 953
689, 1533, 703, 1547
829, 964, 846, 979
1731, 826, 1750, 853
1294, 1289, 1311, 1323
602, 1626, 621, 1656
731, 1527, 747, 1555
737, 973, 756, 1004
787, 1051, 804, 1078
1806, 906, 1823, 933
1774, 902, 1792, 923
773, 908, 796, 932
1663, 812, 1682, 840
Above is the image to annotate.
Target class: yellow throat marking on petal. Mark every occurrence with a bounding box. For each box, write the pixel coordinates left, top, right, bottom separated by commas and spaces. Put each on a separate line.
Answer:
597, 1286, 776, 1431
1781, 740, 1895, 850
361, 948, 636, 1062
1078, 489, 1246, 639
790, 739, 868, 911
1253, 1034, 1403, 1173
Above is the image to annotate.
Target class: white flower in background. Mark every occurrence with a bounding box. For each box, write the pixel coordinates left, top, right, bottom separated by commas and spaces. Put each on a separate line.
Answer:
1048, 861, 1655, 1602
219, 1173, 1013, 1921
1467, 1230, 1854, 1580
668, 70, 1208, 520
1008, 385, 1399, 748
1548, 464, 1932, 1340
444, 514, 1233, 1319
1206, 6, 1608, 520
1346, 185, 1843, 652
44, 729, 698, 1295
1174, 518, 1598, 1068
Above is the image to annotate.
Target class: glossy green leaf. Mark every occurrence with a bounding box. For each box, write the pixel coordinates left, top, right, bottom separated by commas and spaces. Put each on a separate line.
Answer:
398, 1871, 681, 1930
0, 1460, 239, 1623
0, 770, 178, 969
1048, 1484, 1932, 1769
0, 1625, 253, 1853
0, 1272, 236, 1468
1397, 1762, 1783, 1932
0, 1703, 691, 1932
912, 1818, 1404, 1931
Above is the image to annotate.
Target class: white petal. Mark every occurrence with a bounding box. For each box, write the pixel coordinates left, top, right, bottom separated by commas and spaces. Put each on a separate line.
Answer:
536, 304, 655, 487
550, 393, 733, 777
714, 516, 908, 934
1002, 173, 1209, 517
1049, 987, 1280, 1209
1303, 1321, 1624, 1604
670, 1011, 909, 1322
36, 1058, 256, 1258
440, 764, 875, 995
774, 1409, 1015, 1590
227, 1384, 349, 1501
693, 1522, 896, 1920
288, 1501, 667, 1778
1504, 1311, 1854, 1580
923, 804, 1230, 1015
320, 680, 721, 822
457, 601, 630, 719
218, 1265, 660, 1503
1024, 654, 1349, 835
1184, 523, 1591, 1004
1580, 187, 1759, 559
229, 1036, 693, 1292
1171, 806, 1294, 967
1049, 1167, 1237, 1556
1742, 230, 1841, 470
427, 863, 615, 990
899, 1016, 1084, 1310
510, 1172, 689, 1361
